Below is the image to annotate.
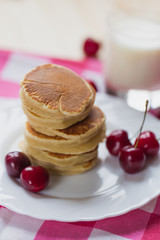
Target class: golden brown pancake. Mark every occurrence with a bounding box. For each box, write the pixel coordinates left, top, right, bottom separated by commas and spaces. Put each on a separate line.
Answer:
29, 156, 98, 175
21, 93, 95, 130
20, 64, 95, 117
27, 106, 105, 138
24, 105, 106, 154
24, 121, 106, 154
20, 139, 98, 168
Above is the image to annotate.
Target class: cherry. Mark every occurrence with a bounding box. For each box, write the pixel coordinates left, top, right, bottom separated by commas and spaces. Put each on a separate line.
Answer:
83, 38, 100, 57
86, 79, 97, 92
106, 130, 131, 156
5, 151, 31, 178
134, 131, 159, 157
119, 145, 146, 173
20, 166, 49, 192
149, 107, 160, 120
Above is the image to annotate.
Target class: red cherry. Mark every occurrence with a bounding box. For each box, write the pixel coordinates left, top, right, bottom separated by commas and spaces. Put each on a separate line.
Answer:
83, 38, 100, 57
149, 107, 160, 120
86, 80, 97, 92
134, 131, 159, 157
5, 151, 31, 178
106, 130, 131, 156
119, 146, 146, 173
20, 166, 49, 192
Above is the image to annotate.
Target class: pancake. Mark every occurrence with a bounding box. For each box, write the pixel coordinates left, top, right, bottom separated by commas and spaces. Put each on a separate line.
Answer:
21, 93, 95, 130
29, 156, 98, 175
20, 139, 98, 168
19, 64, 107, 176
20, 64, 95, 128
27, 106, 105, 139
24, 121, 106, 154
24, 105, 106, 155
20, 86, 95, 119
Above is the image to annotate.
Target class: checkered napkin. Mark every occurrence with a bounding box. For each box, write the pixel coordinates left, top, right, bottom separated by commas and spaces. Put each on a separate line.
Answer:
0, 50, 160, 240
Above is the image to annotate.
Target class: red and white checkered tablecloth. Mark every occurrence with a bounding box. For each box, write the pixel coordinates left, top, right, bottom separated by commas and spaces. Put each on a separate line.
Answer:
0, 49, 160, 240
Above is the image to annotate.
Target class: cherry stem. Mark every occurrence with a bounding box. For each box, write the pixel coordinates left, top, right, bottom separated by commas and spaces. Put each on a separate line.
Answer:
134, 100, 149, 148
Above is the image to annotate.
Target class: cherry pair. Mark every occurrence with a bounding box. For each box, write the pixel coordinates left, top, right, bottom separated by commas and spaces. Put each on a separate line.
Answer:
106, 129, 159, 173
5, 151, 49, 192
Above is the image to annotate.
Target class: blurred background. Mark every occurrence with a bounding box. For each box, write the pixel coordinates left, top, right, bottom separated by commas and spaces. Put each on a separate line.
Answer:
0, 0, 160, 111
0, 0, 109, 59
0, 0, 159, 59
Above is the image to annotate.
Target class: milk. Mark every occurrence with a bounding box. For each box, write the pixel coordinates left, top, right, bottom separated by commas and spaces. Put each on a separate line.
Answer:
107, 17, 160, 90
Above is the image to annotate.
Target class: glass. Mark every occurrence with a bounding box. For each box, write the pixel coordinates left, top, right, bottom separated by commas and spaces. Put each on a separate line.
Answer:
104, 2, 160, 111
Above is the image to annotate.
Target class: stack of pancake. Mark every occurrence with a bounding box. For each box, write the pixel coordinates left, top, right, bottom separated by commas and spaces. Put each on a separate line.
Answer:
20, 64, 106, 175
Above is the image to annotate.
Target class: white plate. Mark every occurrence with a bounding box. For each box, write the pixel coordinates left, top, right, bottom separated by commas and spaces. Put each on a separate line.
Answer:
0, 93, 160, 222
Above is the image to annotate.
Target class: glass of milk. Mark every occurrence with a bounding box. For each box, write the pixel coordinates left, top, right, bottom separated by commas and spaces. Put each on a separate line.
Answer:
105, 8, 160, 110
